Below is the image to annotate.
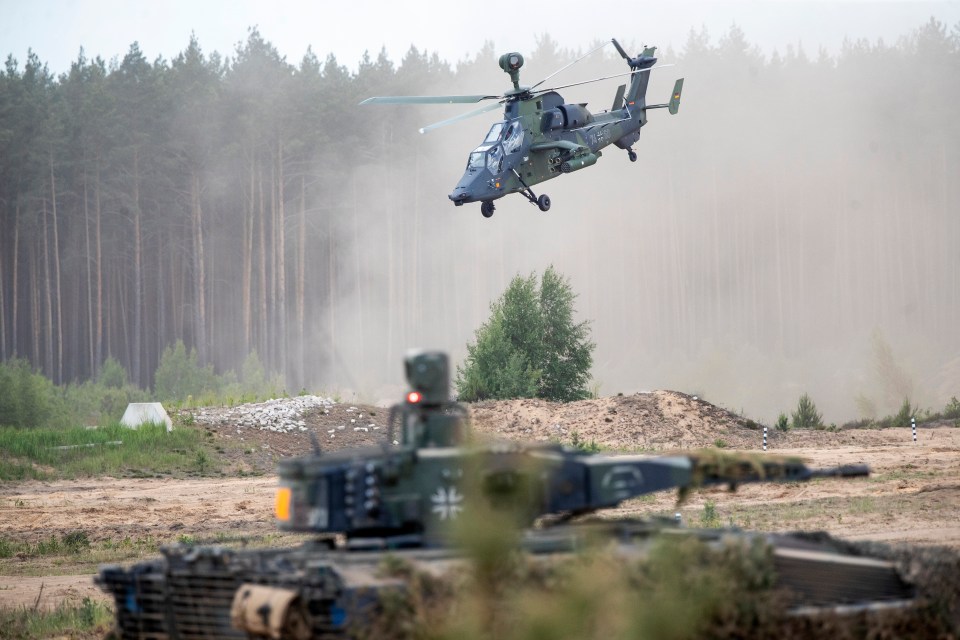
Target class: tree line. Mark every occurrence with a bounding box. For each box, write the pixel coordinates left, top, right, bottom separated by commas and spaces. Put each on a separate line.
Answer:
1, 21, 958, 419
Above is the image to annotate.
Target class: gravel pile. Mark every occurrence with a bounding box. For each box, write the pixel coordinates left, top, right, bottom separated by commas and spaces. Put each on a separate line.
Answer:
193, 395, 337, 434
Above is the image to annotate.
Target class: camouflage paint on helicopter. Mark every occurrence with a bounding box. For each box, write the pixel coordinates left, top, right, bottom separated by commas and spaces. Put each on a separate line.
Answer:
362, 39, 684, 218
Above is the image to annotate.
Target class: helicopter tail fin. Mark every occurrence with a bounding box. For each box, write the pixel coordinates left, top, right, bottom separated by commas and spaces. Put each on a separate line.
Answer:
646, 78, 685, 115
668, 78, 683, 114
612, 84, 626, 110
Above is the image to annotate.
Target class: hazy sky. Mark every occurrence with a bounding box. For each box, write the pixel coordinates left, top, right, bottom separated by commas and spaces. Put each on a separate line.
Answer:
3, 0, 959, 73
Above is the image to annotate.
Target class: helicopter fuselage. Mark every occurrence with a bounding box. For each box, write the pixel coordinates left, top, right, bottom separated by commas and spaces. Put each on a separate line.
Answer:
448, 88, 647, 207
360, 40, 681, 216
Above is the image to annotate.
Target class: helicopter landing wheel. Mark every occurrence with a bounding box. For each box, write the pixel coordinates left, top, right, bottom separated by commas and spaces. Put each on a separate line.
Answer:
480, 201, 495, 218
537, 194, 551, 212
627, 150, 638, 162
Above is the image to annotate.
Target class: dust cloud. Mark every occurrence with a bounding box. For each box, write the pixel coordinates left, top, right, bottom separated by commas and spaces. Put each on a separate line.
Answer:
312, 25, 960, 424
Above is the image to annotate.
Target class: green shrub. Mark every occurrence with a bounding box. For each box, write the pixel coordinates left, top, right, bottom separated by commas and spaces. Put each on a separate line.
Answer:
700, 500, 721, 527
0, 358, 64, 428
456, 266, 594, 402
154, 340, 221, 403
570, 431, 601, 453
97, 356, 128, 389
943, 397, 960, 420
892, 397, 915, 428
61, 379, 150, 426
774, 413, 790, 432
791, 393, 822, 429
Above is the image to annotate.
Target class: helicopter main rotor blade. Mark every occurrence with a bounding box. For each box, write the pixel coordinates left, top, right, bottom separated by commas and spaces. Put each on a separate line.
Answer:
611, 38, 631, 61
534, 64, 674, 95
529, 40, 611, 92
419, 101, 504, 134
360, 94, 501, 105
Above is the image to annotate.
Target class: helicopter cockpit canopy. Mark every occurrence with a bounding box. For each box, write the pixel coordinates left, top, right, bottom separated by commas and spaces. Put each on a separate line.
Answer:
467, 120, 521, 173
467, 144, 504, 174
468, 122, 509, 174
484, 122, 505, 143
503, 119, 524, 153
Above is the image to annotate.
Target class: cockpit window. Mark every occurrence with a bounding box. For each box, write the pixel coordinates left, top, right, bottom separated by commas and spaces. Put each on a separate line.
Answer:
468, 143, 493, 170
503, 120, 524, 154
486, 144, 504, 174
484, 122, 505, 143
468, 150, 486, 170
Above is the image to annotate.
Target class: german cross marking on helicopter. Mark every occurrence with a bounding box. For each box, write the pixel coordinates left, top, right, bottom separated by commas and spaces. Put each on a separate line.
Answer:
601, 465, 645, 500
431, 486, 464, 520
361, 39, 684, 218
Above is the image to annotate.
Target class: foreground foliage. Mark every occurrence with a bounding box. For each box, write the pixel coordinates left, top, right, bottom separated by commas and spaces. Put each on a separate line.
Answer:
362, 483, 960, 640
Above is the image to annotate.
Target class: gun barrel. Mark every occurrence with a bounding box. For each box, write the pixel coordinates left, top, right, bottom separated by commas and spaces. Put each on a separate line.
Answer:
807, 464, 870, 480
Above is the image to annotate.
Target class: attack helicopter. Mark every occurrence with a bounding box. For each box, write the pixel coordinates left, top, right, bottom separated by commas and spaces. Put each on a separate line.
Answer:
361, 39, 683, 218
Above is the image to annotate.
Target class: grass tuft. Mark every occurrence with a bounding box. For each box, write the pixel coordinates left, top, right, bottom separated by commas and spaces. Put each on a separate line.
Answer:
0, 597, 113, 639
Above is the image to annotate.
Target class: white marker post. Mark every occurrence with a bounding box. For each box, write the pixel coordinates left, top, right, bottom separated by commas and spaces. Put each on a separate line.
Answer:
912, 417, 917, 443
763, 426, 767, 451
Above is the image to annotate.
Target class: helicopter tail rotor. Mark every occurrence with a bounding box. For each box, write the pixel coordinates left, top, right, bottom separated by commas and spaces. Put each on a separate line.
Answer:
611, 38, 658, 70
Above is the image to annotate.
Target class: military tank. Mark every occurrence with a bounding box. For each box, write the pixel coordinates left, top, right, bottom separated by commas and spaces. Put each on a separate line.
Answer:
98, 350, 917, 639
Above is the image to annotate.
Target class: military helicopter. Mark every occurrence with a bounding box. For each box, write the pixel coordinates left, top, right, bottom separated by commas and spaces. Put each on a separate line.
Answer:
361, 39, 683, 218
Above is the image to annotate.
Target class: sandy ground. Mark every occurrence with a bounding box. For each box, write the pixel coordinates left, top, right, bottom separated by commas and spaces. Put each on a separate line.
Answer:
1, 393, 957, 611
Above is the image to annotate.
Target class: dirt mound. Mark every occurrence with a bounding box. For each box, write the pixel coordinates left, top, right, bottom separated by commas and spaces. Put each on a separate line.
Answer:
469, 391, 764, 451
192, 391, 769, 472
189, 400, 387, 473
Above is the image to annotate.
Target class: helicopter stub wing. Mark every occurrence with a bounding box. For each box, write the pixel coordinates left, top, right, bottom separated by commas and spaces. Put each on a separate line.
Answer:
530, 140, 585, 154
360, 95, 500, 105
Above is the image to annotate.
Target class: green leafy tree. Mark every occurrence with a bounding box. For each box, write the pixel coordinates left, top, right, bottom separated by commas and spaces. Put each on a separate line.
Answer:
538, 267, 594, 401
456, 266, 594, 402
791, 393, 823, 429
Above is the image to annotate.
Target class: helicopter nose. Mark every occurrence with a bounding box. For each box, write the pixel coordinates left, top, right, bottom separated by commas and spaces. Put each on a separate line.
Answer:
449, 189, 470, 205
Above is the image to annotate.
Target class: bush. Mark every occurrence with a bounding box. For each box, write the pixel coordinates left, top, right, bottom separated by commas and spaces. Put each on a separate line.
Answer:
891, 397, 915, 428
943, 397, 960, 420
0, 358, 149, 429
791, 393, 822, 429
0, 358, 63, 428
62, 377, 150, 426
570, 431, 601, 453
774, 413, 790, 432
97, 356, 128, 389
456, 266, 594, 402
154, 340, 221, 403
